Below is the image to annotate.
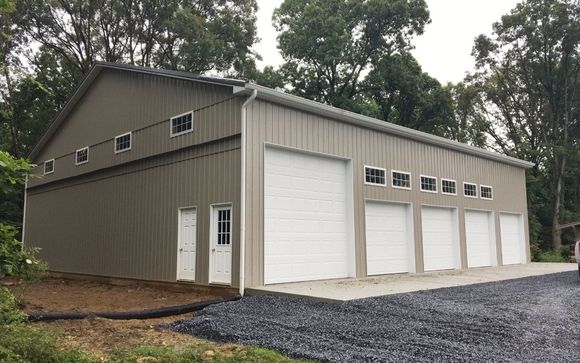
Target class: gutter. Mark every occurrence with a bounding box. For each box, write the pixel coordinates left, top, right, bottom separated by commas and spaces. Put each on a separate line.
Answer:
239, 89, 257, 296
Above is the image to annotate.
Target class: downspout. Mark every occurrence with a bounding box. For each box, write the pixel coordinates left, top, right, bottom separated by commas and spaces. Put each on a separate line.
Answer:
239, 88, 257, 296
21, 174, 28, 250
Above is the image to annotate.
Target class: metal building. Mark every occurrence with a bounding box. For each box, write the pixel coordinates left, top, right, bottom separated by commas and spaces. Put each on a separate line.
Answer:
24, 63, 533, 293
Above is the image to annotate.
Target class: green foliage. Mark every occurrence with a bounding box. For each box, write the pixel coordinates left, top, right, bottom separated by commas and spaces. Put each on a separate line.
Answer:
0, 222, 47, 281
534, 246, 569, 263
0, 287, 26, 325
272, 0, 430, 109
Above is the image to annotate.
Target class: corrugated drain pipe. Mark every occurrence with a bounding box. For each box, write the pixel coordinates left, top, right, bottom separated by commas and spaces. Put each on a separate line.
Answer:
27, 294, 241, 322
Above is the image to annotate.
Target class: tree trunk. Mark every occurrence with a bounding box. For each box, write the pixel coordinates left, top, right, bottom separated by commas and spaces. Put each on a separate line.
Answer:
551, 155, 566, 249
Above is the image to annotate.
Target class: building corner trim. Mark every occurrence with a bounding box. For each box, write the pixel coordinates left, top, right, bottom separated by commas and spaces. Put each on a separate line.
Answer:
239, 89, 257, 295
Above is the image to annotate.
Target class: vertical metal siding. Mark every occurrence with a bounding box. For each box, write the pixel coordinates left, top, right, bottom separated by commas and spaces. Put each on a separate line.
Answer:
29, 69, 242, 188
244, 99, 530, 287
25, 138, 241, 285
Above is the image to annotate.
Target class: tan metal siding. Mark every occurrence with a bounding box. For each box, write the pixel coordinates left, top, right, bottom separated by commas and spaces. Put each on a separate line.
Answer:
30, 69, 242, 188
244, 99, 530, 287
25, 138, 241, 286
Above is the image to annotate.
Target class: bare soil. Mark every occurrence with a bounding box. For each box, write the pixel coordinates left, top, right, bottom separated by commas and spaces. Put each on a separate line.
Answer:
7, 278, 240, 357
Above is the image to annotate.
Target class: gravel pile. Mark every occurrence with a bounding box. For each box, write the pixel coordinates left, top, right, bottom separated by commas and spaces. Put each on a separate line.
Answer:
169, 271, 580, 362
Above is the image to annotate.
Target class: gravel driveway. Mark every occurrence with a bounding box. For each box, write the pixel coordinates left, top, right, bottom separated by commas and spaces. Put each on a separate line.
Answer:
170, 271, 580, 362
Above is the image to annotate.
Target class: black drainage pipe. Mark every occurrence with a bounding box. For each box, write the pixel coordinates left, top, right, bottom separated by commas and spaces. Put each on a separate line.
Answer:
28, 294, 241, 322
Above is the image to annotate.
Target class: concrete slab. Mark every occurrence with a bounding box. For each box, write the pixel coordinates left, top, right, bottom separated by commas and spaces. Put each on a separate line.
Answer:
245, 263, 578, 302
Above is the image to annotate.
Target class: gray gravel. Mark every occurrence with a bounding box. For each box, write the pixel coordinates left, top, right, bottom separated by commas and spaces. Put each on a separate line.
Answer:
169, 271, 580, 362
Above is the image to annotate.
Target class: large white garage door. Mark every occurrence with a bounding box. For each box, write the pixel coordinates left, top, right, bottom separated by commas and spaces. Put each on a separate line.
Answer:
365, 201, 413, 275
421, 206, 459, 271
500, 213, 525, 265
264, 147, 352, 284
465, 210, 496, 268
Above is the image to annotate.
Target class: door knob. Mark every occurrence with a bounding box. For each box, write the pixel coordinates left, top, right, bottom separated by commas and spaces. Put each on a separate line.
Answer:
179, 248, 183, 252
212, 248, 216, 252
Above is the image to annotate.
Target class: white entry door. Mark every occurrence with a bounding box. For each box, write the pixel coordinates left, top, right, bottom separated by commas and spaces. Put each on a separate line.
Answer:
210, 204, 232, 284
264, 147, 353, 284
177, 208, 197, 281
421, 206, 460, 271
500, 213, 525, 265
365, 201, 413, 275
465, 210, 496, 268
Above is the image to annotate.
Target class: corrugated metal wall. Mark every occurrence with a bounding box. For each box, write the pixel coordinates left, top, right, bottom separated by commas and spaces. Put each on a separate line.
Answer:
26, 139, 241, 284
30, 69, 242, 188
244, 99, 530, 287
25, 69, 243, 286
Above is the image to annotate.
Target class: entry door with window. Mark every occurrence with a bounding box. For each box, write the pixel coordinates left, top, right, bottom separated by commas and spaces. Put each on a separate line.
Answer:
177, 208, 197, 281
210, 205, 232, 284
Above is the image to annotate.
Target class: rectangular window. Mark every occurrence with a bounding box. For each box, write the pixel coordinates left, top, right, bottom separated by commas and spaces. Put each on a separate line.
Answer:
44, 159, 54, 175
392, 170, 411, 190
420, 175, 438, 193
170, 111, 193, 136
217, 208, 232, 245
364, 166, 386, 186
115, 132, 132, 153
464, 182, 478, 198
441, 178, 457, 195
75, 147, 89, 165
480, 185, 493, 200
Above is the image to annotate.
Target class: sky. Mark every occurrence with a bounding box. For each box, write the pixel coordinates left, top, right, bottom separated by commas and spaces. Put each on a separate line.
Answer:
253, 0, 521, 84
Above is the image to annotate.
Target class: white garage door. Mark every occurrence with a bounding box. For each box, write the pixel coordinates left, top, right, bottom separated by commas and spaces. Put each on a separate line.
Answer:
500, 213, 525, 265
264, 147, 352, 284
465, 210, 496, 268
365, 201, 413, 275
421, 206, 459, 271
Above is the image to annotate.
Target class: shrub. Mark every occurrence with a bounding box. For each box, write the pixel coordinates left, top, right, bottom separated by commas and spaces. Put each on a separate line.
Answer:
0, 287, 26, 325
0, 223, 47, 282
535, 246, 569, 263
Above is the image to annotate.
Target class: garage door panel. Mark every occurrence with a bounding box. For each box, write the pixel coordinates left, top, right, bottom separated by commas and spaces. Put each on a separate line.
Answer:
264, 147, 351, 284
465, 210, 495, 268
365, 201, 412, 275
500, 213, 525, 265
422, 206, 459, 271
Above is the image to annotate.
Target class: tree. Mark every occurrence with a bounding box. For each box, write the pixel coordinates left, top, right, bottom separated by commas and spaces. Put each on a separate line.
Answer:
471, 0, 580, 249
17, 0, 259, 82
272, 0, 430, 110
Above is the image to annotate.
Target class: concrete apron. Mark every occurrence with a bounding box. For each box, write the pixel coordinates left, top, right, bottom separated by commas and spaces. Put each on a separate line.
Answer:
245, 263, 578, 303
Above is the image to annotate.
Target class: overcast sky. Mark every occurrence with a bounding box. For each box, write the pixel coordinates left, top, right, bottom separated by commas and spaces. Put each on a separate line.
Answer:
253, 0, 521, 84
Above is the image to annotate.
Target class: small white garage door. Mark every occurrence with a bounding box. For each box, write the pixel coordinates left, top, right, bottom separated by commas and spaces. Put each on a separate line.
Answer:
365, 201, 413, 275
465, 210, 496, 268
500, 213, 525, 265
421, 206, 459, 271
264, 147, 352, 284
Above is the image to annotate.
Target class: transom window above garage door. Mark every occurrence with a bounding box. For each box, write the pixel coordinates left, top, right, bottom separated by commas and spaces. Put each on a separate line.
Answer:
170, 111, 193, 136
480, 185, 493, 200
441, 179, 457, 195
464, 182, 478, 198
75, 147, 89, 165
392, 170, 411, 189
364, 166, 386, 186
420, 175, 437, 193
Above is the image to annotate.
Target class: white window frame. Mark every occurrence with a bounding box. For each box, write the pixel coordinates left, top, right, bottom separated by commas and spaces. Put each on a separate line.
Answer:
364, 165, 387, 187
170, 111, 194, 137
441, 178, 457, 196
75, 147, 89, 166
114, 132, 132, 154
391, 169, 412, 190
480, 185, 493, 200
43, 159, 55, 175
463, 182, 478, 198
420, 175, 438, 194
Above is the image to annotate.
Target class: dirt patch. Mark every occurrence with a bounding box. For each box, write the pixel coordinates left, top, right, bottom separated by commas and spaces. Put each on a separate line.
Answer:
5, 277, 240, 357
9, 277, 222, 312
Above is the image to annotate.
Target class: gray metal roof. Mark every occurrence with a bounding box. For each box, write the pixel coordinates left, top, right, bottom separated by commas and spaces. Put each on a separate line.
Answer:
29, 63, 534, 169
